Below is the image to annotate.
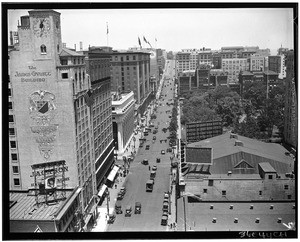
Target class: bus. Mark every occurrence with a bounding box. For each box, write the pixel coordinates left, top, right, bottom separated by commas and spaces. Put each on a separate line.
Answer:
146, 180, 154, 192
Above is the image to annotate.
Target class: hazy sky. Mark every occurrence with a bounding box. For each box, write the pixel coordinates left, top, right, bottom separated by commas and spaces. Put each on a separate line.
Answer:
8, 8, 294, 53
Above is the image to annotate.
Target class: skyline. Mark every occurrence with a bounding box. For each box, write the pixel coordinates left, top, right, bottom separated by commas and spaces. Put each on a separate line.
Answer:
8, 8, 294, 53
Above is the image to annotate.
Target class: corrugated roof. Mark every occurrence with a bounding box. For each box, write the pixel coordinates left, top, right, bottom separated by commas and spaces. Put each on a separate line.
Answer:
10, 191, 73, 221
60, 48, 84, 57
187, 133, 294, 174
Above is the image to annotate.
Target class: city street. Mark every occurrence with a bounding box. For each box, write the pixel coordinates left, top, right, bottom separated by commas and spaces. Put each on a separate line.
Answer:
107, 60, 177, 231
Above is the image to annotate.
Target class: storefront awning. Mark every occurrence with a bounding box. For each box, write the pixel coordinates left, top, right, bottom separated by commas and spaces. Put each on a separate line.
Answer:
97, 184, 107, 198
107, 166, 120, 182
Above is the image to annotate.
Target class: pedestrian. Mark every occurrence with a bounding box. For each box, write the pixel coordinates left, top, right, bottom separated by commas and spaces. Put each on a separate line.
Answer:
115, 184, 117, 189
170, 223, 173, 229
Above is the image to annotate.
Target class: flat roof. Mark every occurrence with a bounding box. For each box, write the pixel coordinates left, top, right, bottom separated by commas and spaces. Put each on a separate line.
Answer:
10, 190, 74, 221
177, 199, 295, 231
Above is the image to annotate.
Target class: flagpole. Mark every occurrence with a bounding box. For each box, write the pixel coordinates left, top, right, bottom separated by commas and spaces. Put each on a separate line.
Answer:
106, 22, 109, 46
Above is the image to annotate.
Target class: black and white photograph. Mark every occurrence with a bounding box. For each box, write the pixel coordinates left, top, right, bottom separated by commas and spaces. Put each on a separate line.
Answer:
3, 2, 297, 240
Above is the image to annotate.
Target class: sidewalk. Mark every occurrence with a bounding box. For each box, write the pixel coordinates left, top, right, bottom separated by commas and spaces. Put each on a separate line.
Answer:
91, 171, 128, 232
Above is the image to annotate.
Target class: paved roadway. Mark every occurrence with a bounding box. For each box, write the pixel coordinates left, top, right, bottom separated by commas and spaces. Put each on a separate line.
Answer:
107, 60, 177, 231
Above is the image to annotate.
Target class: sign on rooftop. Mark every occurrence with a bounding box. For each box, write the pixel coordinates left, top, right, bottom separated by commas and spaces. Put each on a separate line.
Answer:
186, 147, 213, 164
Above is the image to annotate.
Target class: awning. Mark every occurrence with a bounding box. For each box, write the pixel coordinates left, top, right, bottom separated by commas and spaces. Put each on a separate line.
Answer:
97, 184, 107, 198
107, 166, 120, 182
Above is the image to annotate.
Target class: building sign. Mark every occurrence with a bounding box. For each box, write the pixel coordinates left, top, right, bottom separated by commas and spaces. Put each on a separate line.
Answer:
186, 120, 222, 143
29, 90, 58, 161
186, 147, 213, 164
31, 160, 69, 202
14, 66, 51, 82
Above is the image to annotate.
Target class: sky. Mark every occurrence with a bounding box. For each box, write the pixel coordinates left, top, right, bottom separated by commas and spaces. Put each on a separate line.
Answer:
8, 7, 294, 53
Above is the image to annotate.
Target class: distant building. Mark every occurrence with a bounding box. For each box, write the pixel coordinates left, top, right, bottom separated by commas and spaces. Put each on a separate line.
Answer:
185, 119, 223, 143
110, 51, 152, 121
268, 55, 286, 79
212, 52, 222, 69
178, 70, 197, 95
209, 69, 228, 87
198, 50, 213, 67
249, 54, 265, 71
222, 58, 248, 83
112, 91, 135, 155
176, 52, 191, 73
196, 64, 211, 89
284, 50, 297, 149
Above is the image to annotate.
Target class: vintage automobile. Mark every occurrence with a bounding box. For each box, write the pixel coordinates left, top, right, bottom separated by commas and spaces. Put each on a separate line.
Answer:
156, 158, 161, 163
125, 205, 132, 217
115, 201, 123, 214
152, 165, 157, 171
107, 213, 116, 224
161, 214, 168, 226
161, 150, 165, 155
141, 159, 149, 165
134, 202, 142, 214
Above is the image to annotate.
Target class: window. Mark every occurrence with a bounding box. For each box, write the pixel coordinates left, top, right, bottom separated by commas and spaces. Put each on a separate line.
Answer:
14, 178, 20, 186
61, 59, 67, 65
126, 56, 129, 60
12, 166, 19, 174
133, 55, 136, 60
208, 180, 213, 186
11, 153, 18, 160
62, 73, 68, 79
287, 195, 292, 199
259, 191, 262, 196
222, 190, 226, 196
9, 115, 14, 122
9, 102, 12, 109
10, 141, 16, 148
203, 189, 207, 193
40, 45, 47, 53
284, 185, 289, 190
268, 174, 273, 180
8, 88, 11, 96
121, 57, 123, 62
9, 128, 15, 135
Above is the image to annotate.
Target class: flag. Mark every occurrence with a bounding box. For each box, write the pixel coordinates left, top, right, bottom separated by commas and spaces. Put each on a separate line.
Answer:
138, 37, 142, 48
106, 22, 109, 34
84, 89, 94, 107
143, 36, 148, 44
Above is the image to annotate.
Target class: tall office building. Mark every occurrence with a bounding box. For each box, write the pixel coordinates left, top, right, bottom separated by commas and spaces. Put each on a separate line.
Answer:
110, 51, 152, 122
83, 46, 115, 190
284, 50, 297, 148
176, 52, 191, 74
222, 58, 248, 83
9, 9, 97, 229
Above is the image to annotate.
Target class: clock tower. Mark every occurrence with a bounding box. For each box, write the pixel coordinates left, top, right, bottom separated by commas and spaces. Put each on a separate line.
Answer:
28, 10, 62, 65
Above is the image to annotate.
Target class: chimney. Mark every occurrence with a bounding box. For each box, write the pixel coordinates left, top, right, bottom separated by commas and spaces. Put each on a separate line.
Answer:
229, 205, 233, 210
227, 171, 232, 176
210, 205, 214, 209
250, 205, 254, 210
80, 41, 83, 51
255, 218, 260, 223
270, 205, 274, 210
234, 218, 238, 223
212, 218, 217, 223
277, 218, 282, 223
234, 140, 244, 147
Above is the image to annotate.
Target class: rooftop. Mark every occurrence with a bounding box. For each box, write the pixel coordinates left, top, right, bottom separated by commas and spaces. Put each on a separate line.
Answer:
187, 132, 294, 174
10, 190, 75, 221
60, 48, 84, 57
177, 199, 296, 231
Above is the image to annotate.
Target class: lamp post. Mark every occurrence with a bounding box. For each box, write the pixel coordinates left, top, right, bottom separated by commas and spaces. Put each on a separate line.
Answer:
106, 189, 110, 216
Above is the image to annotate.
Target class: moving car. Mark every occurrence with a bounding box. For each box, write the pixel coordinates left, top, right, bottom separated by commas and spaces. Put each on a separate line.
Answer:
156, 158, 161, 163
152, 165, 157, 171
161, 150, 165, 155
125, 205, 132, 217
120, 187, 126, 196
153, 136, 156, 140
146, 179, 154, 192
117, 191, 124, 200
134, 202, 142, 214
115, 201, 123, 214
164, 192, 170, 200
146, 145, 150, 150
141, 159, 149, 165
150, 170, 156, 181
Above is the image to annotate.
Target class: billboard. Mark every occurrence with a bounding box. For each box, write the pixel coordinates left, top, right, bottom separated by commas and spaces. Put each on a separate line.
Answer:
185, 147, 213, 165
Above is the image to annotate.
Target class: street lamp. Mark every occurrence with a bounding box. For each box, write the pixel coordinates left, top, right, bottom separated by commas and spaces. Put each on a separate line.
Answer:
106, 189, 110, 216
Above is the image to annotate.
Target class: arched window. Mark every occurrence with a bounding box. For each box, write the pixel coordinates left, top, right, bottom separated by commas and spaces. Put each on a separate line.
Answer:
40, 45, 47, 53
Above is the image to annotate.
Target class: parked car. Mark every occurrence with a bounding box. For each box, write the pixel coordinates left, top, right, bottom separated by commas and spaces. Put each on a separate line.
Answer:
125, 205, 132, 217
115, 201, 123, 214
161, 214, 168, 226
107, 213, 116, 224
167, 148, 172, 153
152, 165, 157, 171
153, 130, 158, 134
153, 136, 156, 140
156, 158, 161, 163
134, 202, 142, 214
164, 192, 169, 200
162, 201, 169, 212
120, 187, 126, 196
142, 159, 149, 165
161, 150, 165, 155
146, 145, 150, 150
117, 191, 124, 200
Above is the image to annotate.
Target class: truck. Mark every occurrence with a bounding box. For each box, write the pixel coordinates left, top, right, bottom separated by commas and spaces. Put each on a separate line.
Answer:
146, 180, 154, 192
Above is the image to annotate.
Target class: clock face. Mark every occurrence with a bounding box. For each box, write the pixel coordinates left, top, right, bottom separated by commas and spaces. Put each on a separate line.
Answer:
33, 17, 51, 37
